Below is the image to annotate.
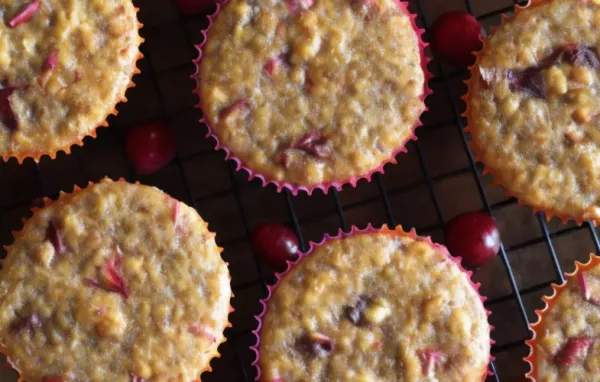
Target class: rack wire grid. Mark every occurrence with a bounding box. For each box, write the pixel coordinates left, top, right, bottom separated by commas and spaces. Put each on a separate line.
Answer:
1, 0, 597, 380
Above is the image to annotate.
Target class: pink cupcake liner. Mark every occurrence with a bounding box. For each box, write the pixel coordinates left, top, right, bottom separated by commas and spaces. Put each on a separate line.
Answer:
249, 224, 494, 381
191, 1, 432, 196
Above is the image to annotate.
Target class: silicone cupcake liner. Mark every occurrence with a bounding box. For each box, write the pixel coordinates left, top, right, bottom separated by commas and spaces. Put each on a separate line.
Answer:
462, 0, 593, 226
192, 1, 432, 196
250, 224, 494, 381
5, 9, 145, 164
524, 253, 600, 382
0, 178, 233, 382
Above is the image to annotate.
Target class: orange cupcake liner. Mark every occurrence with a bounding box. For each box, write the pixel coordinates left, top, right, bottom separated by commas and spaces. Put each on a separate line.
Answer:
192, 0, 432, 195
251, 224, 494, 381
462, 0, 596, 226
0, 178, 233, 382
4, 7, 145, 164
524, 253, 600, 381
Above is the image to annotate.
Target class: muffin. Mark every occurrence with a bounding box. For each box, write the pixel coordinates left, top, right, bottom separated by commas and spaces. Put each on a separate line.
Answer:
0, 179, 232, 381
253, 226, 491, 381
525, 254, 600, 381
0, 0, 143, 162
195, 0, 429, 194
465, 0, 600, 224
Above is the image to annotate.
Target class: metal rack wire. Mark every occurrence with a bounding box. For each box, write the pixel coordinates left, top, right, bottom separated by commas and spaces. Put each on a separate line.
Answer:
1, 0, 599, 380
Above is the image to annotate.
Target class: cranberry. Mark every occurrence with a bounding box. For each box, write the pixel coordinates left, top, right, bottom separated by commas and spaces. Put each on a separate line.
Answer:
125, 121, 176, 175
507, 68, 546, 99
288, 131, 332, 158
430, 11, 483, 67
10, 313, 42, 333
85, 254, 130, 299
299, 332, 334, 357
555, 337, 594, 366
188, 323, 217, 343
444, 212, 500, 268
285, 0, 314, 14
251, 223, 299, 269
174, 0, 217, 14
418, 349, 443, 375
559, 45, 600, 69
264, 55, 289, 77
344, 295, 369, 325
41, 377, 64, 382
219, 99, 250, 121
40, 51, 58, 89
8, 0, 40, 27
505, 45, 600, 99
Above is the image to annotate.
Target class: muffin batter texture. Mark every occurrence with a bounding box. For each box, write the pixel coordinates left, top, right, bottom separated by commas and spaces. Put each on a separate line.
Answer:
198, 0, 427, 190
257, 227, 490, 381
0, 180, 231, 381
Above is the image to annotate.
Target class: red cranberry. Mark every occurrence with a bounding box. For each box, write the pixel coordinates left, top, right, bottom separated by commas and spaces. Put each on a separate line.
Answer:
251, 223, 299, 269
555, 337, 594, 366
175, 0, 217, 14
444, 212, 500, 268
8, 0, 40, 27
125, 121, 176, 175
430, 11, 484, 67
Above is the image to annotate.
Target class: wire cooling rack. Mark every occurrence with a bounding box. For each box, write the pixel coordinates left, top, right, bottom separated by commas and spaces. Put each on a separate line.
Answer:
2, 0, 600, 380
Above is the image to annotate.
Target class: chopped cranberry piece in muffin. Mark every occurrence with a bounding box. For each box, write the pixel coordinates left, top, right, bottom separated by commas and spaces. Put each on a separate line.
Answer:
344, 295, 369, 325
46, 219, 65, 254
85, 253, 130, 299
10, 313, 42, 333
8, 0, 40, 27
430, 11, 483, 67
40, 51, 59, 89
419, 349, 444, 376
285, 0, 314, 14
555, 337, 594, 366
189, 323, 217, 343
299, 332, 334, 357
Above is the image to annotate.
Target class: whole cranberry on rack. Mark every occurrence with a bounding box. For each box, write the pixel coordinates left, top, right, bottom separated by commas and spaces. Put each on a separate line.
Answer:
251, 222, 299, 270
126, 121, 176, 175
444, 211, 500, 268
430, 10, 484, 67
175, 0, 217, 14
